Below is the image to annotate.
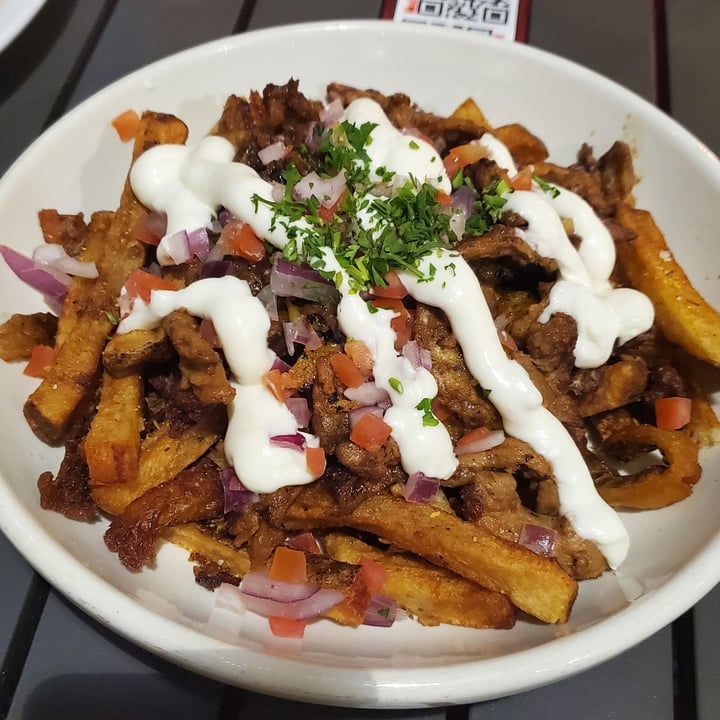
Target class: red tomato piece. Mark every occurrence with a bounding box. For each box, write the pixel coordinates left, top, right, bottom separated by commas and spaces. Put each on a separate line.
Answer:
23, 344, 56, 378
655, 397, 692, 430
112, 109, 141, 142
349, 412, 392, 452
270, 546, 308, 584
269, 616, 307, 638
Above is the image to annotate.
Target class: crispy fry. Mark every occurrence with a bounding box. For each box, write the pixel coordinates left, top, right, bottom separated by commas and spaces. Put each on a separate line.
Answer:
285, 485, 577, 624
0, 312, 58, 361
85, 371, 143, 486
493, 124, 549, 166
596, 423, 701, 509
615, 205, 720, 368
37, 209, 88, 256
92, 408, 225, 515
450, 97, 492, 131
168, 523, 251, 579
103, 326, 173, 375
324, 532, 515, 629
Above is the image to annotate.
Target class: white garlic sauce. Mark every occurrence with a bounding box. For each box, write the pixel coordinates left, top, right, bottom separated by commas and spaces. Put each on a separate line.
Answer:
122, 97, 643, 567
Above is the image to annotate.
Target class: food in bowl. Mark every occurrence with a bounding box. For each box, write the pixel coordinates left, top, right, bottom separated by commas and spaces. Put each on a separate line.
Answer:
1, 79, 718, 637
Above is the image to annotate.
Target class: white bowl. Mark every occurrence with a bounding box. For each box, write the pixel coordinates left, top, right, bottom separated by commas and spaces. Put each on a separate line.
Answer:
1, 20, 719, 709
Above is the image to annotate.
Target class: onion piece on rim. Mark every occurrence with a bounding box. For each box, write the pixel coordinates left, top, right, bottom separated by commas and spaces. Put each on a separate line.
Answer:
239, 587, 344, 620
240, 569, 318, 603
32, 244, 98, 278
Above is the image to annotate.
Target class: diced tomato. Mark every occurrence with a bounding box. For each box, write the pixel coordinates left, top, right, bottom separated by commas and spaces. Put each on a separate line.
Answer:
220, 219, 266, 263
23, 344, 56, 378
369, 298, 413, 350
435, 191, 453, 208
349, 412, 392, 452
269, 616, 307, 639
123, 268, 175, 302
370, 269, 408, 300
305, 445, 326, 479
318, 191, 346, 222
359, 557, 388, 594
443, 143, 488, 177
655, 397, 692, 430
455, 426, 492, 451
111, 109, 141, 142
330, 352, 366, 388
431, 397, 452, 423
510, 166, 533, 191
263, 368, 297, 401
270, 546, 308, 584
344, 339, 374, 375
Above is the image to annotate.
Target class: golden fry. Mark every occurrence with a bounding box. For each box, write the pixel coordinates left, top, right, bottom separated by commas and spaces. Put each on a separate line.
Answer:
0, 313, 58, 361
286, 486, 577, 624
324, 532, 515, 629
615, 205, 720, 368
103, 326, 172, 375
85, 371, 143, 486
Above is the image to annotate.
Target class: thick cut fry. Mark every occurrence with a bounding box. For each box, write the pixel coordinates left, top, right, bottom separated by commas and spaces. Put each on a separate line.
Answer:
103, 326, 173, 375
25, 115, 190, 444
285, 486, 577, 624
615, 205, 720, 368
85, 371, 143, 486
92, 408, 224, 516
0, 313, 58, 361
493, 124, 549, 166
450, 97, 492, 131
167, 523, 252, 579
324, 532, 515, 629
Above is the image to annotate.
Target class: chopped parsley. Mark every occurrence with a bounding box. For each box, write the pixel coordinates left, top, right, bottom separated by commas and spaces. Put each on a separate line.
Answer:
388, 377, 404, 394
377, 607, 390, 618
534, 175, 561, 198
252, 118, 507, 292
415, 397, 439, 427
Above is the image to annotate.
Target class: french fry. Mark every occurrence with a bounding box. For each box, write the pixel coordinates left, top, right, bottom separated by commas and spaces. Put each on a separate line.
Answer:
0, 313, 58, 361
167, 523, 251, 579
103, 326, 173, 375
615, 204, 720, 368
323, 532, 516, 629
92, 408, 225, 516
493, 124, 549, 165
85, 370, 143, 486
285, 485, 577, 624
450, 97, 492, 131
24, 113, 189, 444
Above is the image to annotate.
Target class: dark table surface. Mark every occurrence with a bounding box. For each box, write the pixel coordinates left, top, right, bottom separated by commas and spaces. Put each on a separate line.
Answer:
1, 1, 719, 718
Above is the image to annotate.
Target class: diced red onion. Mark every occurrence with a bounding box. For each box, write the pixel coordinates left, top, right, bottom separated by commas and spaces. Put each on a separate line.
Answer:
200, 259, 233, 279
497, 328, 518, 351
240, 569, 317, 603
455, 429, 506, 455
286, 531, 322, 554
269, 433, 306, 451
403, 472, 440, 504
258, 140, 288, 166
220, 467, 256, 513
518, 523, 557, 557
271, 181, 285, 203
218, 209, 234, 227
319, 98, 344, 125
0, 244, 71, 307
270, 353, 290, 372
285, 397, 311, 428
32, 243, 98, 279
257, 285, 279, 321
293, 169, 347, 208
187, 227, 210, 261
239, 587, 343, 619
401, 340, 431, 371
349, 405, 384, 430
450, 185, 476, 218
305, 121, 326, 152
363, 594, 398, 627
162, 230, 192, 264
283, 316, 323, 356
344, 382, 391, 408
270, 257, 338, 303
